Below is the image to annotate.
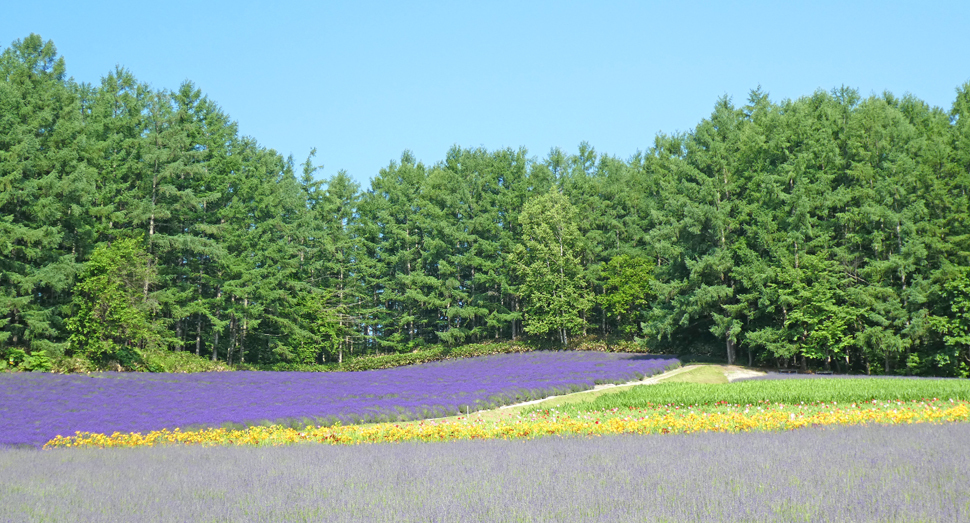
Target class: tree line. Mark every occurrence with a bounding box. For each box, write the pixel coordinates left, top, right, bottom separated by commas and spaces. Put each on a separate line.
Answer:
2, 35, 969, 375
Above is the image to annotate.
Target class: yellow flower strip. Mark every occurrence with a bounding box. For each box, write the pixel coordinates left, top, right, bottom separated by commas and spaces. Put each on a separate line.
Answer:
44, 400, 970, 449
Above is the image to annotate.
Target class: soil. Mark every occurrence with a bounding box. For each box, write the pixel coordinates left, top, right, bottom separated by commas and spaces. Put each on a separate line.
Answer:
721, 365, 767, 382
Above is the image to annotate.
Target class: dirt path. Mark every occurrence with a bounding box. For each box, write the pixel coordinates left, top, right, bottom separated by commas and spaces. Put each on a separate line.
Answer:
721, 365, 767, 382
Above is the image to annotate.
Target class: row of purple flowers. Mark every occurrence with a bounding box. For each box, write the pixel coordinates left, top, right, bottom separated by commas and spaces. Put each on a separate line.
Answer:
0, 351, 678, 447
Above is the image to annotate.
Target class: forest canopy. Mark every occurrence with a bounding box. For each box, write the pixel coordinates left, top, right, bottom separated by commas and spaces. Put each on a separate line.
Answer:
2, 34, 969, 376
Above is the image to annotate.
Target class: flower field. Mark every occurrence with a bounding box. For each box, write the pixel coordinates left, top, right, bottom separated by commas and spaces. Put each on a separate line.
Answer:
35, 369, 970, 449
45, 397, 970, 448
6, 423, 970, 522
0, 351, 678, 448
5, 359, 970, 522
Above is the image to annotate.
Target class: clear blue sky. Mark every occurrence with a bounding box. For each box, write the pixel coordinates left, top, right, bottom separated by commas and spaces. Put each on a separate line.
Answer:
3, 1, 969, 187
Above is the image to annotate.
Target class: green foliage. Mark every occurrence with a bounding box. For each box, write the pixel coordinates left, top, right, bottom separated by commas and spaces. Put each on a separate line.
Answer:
288, 289, 344, 364
939, 268, 970, 349
248, 340, 534, 372
541, 378, 970, 416
926, 266, 970, 377
3, 34, 970, 376
245, 337, 656, 373
598, 254, 654, 336
3, 348, 52, 372
48, 355, 96, 374
66, 238, 164, 366
0, 34, 85, 357
512, 190, 591, 345
136, 349, 232, 373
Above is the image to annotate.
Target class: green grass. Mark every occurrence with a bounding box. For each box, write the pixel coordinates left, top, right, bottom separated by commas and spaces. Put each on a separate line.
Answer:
531, 377, 970, 417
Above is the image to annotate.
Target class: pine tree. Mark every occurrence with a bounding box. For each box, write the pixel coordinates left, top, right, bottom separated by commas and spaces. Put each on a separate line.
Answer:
0, 35, 89, 358
643, 97, 751, 363
359, 152, 430, 350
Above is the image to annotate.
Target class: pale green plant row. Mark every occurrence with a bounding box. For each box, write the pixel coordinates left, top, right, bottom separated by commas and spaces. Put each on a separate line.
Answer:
534, 377, 970, 416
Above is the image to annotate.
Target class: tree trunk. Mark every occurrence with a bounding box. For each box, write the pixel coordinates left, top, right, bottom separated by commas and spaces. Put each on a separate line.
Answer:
240, 300, 248, 364
227, 316, 237, 365
174, 320, 182, 351
144, 169, 157, 301
725, 334, 736, 365
195, 317, 201, 356
212, 287, 222, 362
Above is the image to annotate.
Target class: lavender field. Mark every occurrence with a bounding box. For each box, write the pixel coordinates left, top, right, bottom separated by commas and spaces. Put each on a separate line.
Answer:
2, 423, 968, 522
0, 351, 677, 448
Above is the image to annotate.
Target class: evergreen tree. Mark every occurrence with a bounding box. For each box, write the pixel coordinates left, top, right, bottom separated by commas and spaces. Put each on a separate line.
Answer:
0, 34, 88, 358
359, 152, 430, 350
643, 97, 750, 363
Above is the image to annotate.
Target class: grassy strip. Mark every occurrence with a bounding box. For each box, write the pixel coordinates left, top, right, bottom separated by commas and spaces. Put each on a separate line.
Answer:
542, 377, 970, 416
656, 365, 728, 384
43, 399, 970, 448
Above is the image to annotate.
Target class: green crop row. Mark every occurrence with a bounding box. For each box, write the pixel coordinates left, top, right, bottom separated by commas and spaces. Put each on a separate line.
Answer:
538, 378, 970, 415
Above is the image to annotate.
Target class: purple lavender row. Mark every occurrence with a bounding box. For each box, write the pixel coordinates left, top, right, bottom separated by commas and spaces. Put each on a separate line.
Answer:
2, 423, 966, 521
0, 351, 678, 448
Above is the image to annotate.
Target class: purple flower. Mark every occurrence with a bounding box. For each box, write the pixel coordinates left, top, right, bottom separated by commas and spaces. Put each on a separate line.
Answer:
0, 351, 677, 447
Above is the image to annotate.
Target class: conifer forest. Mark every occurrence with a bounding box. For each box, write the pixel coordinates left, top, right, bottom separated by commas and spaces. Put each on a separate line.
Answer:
3, 34, 970, 376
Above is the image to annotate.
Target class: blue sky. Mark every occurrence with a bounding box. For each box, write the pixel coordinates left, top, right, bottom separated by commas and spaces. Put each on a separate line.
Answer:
3, 1, 968, 187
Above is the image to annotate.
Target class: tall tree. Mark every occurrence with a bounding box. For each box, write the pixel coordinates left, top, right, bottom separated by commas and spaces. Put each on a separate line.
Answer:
66, 238, 163, 366
512, 189, 590, 345
0, 34, 89, 357
643, 97, 750, 363
359, 152, 430, 349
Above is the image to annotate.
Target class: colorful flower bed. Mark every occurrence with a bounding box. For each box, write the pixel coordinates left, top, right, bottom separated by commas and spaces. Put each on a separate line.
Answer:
0, 351, 678, 448
45, 398, 970, 448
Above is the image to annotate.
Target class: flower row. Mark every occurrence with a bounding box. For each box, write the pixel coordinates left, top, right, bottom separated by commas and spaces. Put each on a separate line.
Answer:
44, 400, 970, 449
1, 351, 679, 447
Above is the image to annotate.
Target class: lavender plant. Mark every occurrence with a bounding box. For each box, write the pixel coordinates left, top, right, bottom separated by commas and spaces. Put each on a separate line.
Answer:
2, 423, 968, 522
0, 351, 677, 448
